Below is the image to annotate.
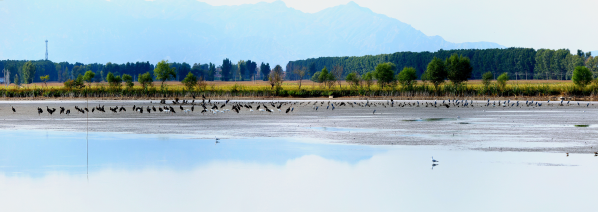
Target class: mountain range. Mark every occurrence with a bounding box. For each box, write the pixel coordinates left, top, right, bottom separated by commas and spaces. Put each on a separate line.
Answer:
0, 0, 504, 67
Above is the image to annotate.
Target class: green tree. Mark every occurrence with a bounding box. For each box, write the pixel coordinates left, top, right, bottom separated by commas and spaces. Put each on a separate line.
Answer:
482, 71, 493, 88
572, 66, 593, 87
308, 63, 317, 77
260, 62, 271, 81
83, 70, 95, 87
21, 61, 36, 84
362, 72, 374, 88
182, 72, 198, 90
122, 74, 134, 88
221, 58, 233, 81
311, 71, 321, 83
345, 72, 361, 88
154, 60, 176, 87
497, 72, 509, 89
373, 62, 396, 87
14, 74, 20, 86
426, 57, 447, 89
106, 72, 122, 88
208, 63, 216, 81
446, 54, 473, 85
138, 72, 153, 89
40, 75, 50, 87
397, 67, 417, 88
318, 67, 335, 89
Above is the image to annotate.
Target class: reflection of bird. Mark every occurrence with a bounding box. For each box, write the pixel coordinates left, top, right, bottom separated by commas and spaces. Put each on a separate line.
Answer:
215, 137, 220, 144
372, 110, 376, 114
432, 157, 439, 163
431, 163, 439, 170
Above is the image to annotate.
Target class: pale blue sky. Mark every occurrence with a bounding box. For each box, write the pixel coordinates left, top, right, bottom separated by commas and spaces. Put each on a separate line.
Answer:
200, 0, 598, 52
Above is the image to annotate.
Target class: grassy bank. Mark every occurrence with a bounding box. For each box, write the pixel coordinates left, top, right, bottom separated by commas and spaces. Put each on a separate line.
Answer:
2, 80, 598, 100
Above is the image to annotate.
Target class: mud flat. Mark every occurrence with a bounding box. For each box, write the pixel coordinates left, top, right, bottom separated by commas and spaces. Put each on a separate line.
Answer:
1, 99, 597, 154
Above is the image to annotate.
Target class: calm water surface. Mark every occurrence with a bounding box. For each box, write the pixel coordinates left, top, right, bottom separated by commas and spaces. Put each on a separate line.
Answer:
0, 130, 596, 212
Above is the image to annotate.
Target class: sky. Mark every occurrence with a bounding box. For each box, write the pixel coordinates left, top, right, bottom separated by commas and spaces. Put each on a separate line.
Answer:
199, 0, 598, 53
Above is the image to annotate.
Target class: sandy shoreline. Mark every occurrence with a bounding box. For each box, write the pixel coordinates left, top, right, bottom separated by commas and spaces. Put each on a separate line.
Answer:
1, 99, 597, 154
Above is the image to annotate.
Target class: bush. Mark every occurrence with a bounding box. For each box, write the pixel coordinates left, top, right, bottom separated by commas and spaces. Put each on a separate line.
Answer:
122, 74, 134, 88
572, 66, 593, 87
138, 72, 153, 89
497, 72, 509, 89
482, 71, 493, 88
182, 72, 198, 90
345, 72, 360, 88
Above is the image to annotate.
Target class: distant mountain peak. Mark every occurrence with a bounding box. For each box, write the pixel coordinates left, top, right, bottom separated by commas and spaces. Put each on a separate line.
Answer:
0, 0, 503, 66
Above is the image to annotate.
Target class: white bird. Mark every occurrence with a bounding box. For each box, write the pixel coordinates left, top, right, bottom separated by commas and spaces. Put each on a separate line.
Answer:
432, 157, 439, 163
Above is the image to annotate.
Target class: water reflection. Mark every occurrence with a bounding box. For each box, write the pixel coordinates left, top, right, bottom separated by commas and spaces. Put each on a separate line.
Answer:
0, 130, 597, 212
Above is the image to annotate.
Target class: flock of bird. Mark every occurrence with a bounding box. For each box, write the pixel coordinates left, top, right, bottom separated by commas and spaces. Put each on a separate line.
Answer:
5, 97, 597, 117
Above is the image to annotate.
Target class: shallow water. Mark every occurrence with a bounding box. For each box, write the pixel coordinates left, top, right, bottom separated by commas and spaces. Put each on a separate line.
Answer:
0, 130, 597, 212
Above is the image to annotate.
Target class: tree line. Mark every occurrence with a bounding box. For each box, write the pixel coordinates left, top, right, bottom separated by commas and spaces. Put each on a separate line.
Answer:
286, 48, 598, 81
0, 58, 281, 86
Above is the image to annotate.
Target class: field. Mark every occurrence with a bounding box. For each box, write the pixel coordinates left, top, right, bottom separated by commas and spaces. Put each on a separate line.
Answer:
1, 79, 597, 100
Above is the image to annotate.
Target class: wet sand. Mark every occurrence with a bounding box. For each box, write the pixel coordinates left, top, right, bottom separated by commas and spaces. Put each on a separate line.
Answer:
1, 99, 597, 154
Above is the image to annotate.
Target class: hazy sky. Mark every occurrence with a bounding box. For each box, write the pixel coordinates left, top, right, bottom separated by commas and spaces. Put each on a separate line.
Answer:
200, 0, 598, 52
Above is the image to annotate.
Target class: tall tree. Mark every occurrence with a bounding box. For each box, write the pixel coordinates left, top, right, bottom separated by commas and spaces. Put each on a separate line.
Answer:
269, 65, 284, 89
374, 62, 396, 87
397, 67, 417, 87
446, 54, 473, 85
154, 60, 176, 87
21, 61, 36, 84
332, 65, 344, 88
260, 62, 271, 81
426, 57, 447, 89
221, 58, 232, 81
208, 63, 216, 81
83, 70, 95, 87
293, 67, 307, 89
237, 60, 247, 81
309, 63, 317, 77
246, 60, 257, 80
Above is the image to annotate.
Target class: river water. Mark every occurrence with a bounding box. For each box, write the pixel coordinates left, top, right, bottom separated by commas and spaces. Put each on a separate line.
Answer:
0, 130, 596, 211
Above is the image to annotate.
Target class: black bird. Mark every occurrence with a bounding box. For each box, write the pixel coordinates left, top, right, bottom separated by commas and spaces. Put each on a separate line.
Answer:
66, 109, 70, 115
37, 107, 43, 115
60, 107, 65, 114
12, 106, 16, 113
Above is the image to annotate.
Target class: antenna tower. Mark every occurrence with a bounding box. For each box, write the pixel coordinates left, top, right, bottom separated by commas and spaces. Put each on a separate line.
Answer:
45, 40, 48, 60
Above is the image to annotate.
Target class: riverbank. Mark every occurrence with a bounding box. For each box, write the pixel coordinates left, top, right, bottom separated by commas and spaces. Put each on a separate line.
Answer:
1, 99, 597, 154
